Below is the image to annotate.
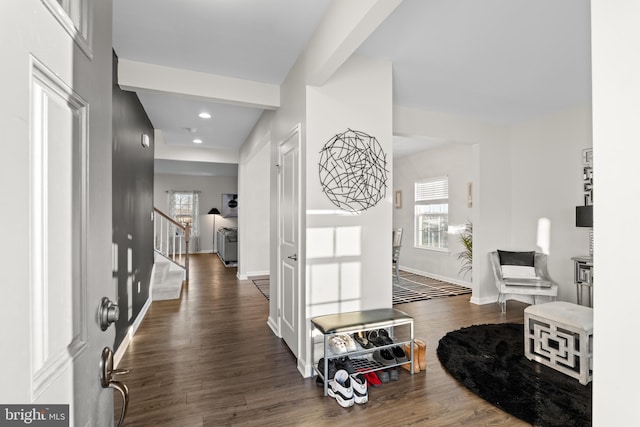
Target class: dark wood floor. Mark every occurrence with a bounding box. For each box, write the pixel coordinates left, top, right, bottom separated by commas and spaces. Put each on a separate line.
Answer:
115, 254, 529, 426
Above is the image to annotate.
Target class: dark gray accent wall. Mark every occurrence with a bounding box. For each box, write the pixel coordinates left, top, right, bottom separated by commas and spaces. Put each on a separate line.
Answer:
112, 51, 154, 349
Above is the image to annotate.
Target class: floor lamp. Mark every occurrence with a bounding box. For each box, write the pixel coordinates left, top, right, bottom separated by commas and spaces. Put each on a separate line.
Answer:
208, 208, 220, 254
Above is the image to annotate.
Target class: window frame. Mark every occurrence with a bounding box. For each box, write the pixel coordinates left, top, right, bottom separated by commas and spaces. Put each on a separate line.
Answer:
414, 176, 449, 251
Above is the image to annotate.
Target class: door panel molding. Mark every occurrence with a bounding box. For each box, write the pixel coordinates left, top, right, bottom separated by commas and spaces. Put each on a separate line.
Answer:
40, 0, 93, 59
30, 57, 88, 398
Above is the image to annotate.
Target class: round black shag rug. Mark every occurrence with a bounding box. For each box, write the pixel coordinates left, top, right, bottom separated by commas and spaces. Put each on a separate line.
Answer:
436, 323, 592, 427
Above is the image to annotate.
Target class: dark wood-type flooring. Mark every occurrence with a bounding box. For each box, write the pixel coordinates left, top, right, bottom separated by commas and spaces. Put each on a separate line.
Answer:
115, 254, 529, 426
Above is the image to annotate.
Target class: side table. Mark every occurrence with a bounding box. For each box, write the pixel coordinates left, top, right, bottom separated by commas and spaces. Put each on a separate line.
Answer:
571, 256, 593, 307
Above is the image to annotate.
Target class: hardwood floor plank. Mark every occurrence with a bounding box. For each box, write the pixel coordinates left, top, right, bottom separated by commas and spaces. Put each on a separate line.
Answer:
115, 254, 529, 426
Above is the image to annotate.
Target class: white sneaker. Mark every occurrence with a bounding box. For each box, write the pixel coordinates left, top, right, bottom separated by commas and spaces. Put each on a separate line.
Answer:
328, 369, 354, 408
350, 373, 368, 404
339, 334, 358, 353
328, 336, 347, 356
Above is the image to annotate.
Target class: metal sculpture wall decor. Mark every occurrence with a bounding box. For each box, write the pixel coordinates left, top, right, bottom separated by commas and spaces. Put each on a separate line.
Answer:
319, 129, 388, 213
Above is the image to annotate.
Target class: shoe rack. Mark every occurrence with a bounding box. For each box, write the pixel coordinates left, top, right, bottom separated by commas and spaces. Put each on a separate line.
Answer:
310, 308, 415, 396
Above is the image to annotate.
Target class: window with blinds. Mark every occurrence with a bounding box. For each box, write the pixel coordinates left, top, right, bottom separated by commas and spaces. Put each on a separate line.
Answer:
414, 176, 449, 250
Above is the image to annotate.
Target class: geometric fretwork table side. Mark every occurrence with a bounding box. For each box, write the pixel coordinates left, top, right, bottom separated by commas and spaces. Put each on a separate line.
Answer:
524, 301, 593, 385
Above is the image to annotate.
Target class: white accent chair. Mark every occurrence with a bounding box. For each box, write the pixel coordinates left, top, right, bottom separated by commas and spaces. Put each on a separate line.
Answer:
392, 228, 403, 282
489, 251, 558, 313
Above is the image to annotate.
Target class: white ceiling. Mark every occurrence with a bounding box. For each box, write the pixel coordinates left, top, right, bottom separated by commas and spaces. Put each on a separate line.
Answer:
112, 0, 591, 168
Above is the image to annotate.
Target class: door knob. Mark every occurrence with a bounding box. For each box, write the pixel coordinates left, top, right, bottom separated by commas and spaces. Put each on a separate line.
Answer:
100, 347, 129, 427
287, 254, 298, 261
99, 297, 119, 331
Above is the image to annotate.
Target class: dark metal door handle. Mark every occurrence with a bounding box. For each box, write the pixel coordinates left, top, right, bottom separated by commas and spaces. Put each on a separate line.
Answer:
100, 347, 129, 427
287, 254, 297, 261
99, 297, 119, 331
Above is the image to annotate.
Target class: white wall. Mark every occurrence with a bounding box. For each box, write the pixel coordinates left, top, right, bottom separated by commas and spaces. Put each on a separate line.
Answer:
154, 174, 238, 253
238, 111, 273, 279
509, 106, 592, 303
393, 143, 473, 285
393, 105, 592, 306
306, 54, 393, 316
393, 106, 512, 303
592, 1, 640, 423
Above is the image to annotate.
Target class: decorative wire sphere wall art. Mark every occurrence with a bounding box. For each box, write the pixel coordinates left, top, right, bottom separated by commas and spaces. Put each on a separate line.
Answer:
318, 129, 388, 213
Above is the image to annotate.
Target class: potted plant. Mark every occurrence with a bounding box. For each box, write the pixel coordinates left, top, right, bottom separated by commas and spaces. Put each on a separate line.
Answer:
457, 220, 472, 279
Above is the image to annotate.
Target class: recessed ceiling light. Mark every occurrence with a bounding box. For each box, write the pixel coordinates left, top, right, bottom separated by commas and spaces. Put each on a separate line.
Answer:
198, 112, 211, 119
193, 138, 203, 144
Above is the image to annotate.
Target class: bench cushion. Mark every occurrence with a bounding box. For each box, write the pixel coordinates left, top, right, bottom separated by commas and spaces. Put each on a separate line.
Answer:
524, 301, 593, 331
311, 308, 412, 334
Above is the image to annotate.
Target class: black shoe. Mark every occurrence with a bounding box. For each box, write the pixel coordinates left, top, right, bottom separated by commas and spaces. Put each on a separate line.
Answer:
391, 345, 408, 363
352, 332, 374, 349
335, 356, 355, 374
367, 330, 388, 347
377, 329, 395, 345
389, 368, 399, 381
373, 349, 395, 366
316, 358, 337, 386
377, 370, 390, 384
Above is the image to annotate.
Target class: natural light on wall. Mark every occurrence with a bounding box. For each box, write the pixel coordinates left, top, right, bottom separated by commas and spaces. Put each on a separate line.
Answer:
537, 217, 551, 255
307, 226, 363, 316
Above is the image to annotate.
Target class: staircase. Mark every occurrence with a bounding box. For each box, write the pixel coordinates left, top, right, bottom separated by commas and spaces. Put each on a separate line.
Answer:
152, 207, 190, 300
151, 252, 186, 300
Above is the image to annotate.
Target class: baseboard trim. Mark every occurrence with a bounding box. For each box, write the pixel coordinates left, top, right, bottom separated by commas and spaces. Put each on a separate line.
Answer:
399, 265, 471, 288
114, 295, 152, 368
238, 270, 270, 280
298, 356, 312, 378
267, 316, 279, 337
470, 295, 497, 305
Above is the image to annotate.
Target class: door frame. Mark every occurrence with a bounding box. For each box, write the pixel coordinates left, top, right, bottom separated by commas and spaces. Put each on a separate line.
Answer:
276, 123, 302, 358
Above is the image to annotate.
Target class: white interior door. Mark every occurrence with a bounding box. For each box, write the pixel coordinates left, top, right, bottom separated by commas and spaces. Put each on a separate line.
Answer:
0, 1, 116, 425
278, 125, 301, 357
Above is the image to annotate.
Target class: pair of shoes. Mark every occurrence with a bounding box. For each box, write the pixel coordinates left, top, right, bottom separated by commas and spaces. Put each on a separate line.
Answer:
400, 339, 426, 373
369, 329, 408, 365
316, 358, 337, 386
328, 370, 368, 407
352, 331, 374, 349
364, 372, 381, 387
328, 335, 358, 355
328, 336, 347, 355
373, 349, 395, 366
367, 329, 390, 346
378, 330, 409, 363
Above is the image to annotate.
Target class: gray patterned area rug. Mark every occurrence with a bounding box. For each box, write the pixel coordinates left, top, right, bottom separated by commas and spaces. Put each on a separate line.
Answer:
252, 278, 270, 300
252, 272, 470, 304
393, 271, 471, 305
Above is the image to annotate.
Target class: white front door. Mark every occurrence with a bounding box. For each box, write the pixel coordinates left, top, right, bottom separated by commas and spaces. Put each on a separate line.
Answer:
278, 125, 301, 357
0, 1, 116, 425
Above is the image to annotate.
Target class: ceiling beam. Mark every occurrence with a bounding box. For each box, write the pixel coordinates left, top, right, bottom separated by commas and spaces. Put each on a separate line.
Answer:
117, 59, 280, 109
306, 0, 403, 86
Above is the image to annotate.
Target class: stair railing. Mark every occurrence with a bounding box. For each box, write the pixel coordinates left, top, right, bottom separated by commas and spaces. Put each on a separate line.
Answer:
153, 208, 190, 281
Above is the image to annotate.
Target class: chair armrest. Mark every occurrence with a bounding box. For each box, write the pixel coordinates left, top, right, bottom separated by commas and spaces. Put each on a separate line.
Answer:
489, 252, 505, 284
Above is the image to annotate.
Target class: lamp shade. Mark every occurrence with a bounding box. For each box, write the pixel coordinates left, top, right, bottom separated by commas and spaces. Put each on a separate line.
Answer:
208, 208, 220, 215
576, 205, 593, 227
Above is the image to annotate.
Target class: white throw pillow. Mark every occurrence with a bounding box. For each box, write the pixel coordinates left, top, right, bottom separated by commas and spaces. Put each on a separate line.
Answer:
501, 265, 537, 279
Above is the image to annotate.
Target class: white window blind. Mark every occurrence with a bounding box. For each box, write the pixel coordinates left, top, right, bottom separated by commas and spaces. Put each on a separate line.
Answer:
414, 176, 449, 250
415, 176, 448, 202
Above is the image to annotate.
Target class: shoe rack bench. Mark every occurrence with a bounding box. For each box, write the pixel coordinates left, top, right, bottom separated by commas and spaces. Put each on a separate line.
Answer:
311, 308, 414, 396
